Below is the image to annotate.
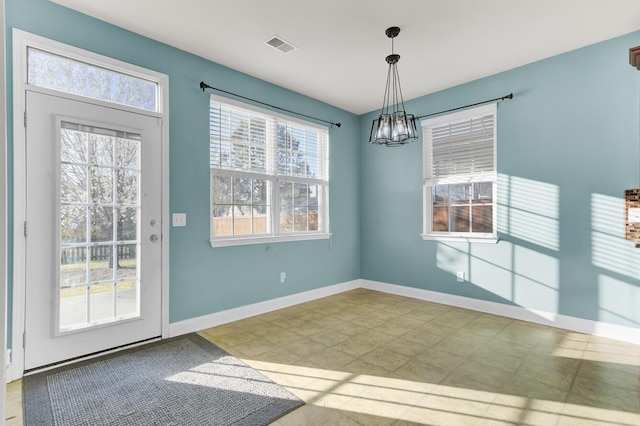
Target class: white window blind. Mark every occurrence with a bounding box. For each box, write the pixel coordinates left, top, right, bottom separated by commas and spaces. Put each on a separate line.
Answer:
424, 104, 496, 186
210, 100, 328, 181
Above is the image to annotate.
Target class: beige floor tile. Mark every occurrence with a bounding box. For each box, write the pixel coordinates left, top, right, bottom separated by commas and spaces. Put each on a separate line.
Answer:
480, 402, 560, 426
576, 360, 640, 391
414, 348, 467, 372
342, 410, 397, 425
514, 361, 575, 392
6, 380, 22, 426
229, 338, 278, 357
360, 347, 412, 372
291, 322, 327, 337
374, 319, 416, 337
500, 375, 569, 402
380, 336, 434, 358
561, 400, 640, 426
307, 329, 350, 346
331, 321, 370, 337
568, 375, 640, 413
400, 328, 444, 346
207, 329, 258, 347
333, 337, 378, 358
470, 347, 524, 374
264, 328, 305, 345
342, 358, 394, 378
350, 315, 388, 329
304, 346, 355, 370
340, 394, 411, 422
356, 328, 397, 346
281, 338, 328, 358
414, 321, 461, 338
519, 351, 582, 375
393, 359, 450, 384
273, 405, 360, 425
398, 405, 480, 426
441, 364, 513, 395
247, 346, 302, 367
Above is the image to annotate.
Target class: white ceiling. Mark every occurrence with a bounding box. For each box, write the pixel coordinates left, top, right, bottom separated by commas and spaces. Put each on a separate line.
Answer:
52, 0, 640, 115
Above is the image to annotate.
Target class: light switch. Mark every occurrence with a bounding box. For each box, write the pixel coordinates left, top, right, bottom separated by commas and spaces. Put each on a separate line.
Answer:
172, 213, 187, 227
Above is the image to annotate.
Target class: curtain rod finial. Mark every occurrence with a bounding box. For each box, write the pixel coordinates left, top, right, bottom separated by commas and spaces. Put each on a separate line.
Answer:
199, 81, 208, 91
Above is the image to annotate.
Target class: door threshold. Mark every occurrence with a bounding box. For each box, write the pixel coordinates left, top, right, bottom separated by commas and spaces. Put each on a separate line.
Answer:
23, 336, 161, 376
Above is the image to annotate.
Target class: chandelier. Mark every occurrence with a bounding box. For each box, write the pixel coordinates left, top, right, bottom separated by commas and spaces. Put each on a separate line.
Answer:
369, 27, 418, 146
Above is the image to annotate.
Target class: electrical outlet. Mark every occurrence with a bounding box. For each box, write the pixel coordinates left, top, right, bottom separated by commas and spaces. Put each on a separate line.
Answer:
456, 271, 465, 282
280, 272, 286, 283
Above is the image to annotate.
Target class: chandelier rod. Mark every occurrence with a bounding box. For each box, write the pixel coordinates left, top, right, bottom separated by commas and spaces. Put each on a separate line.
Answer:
415, 93, 514, 120
199, 81, 342, 128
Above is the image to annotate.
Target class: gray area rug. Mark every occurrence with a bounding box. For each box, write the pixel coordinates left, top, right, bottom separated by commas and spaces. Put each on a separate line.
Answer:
23, 333, 303, 425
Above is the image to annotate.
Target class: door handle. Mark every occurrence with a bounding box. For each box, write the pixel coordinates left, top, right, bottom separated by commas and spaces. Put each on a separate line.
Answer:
150, 234, 159, 243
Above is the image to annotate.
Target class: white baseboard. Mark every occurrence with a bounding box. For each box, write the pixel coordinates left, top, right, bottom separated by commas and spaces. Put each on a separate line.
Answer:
169, 280, 360, 337
169, 277, 639, 345
361, 279, 640, 345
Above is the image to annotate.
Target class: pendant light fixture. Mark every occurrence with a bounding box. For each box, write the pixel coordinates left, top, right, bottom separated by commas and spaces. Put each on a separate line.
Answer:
369, 26, 418, 146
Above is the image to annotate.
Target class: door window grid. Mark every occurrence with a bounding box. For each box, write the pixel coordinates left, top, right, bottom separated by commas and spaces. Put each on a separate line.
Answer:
59, 121, 141, 329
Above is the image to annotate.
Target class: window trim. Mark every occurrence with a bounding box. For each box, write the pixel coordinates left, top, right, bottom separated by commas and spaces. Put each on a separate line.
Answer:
209, 95, 331, 247
421, 103, 498, 243
15, 30, 166, 116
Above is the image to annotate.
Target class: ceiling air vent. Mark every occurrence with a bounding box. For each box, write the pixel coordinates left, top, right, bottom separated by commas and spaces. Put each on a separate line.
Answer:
265, 35, 297, 54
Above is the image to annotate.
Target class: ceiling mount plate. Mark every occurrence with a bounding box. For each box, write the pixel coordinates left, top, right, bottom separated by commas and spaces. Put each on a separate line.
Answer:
385, 27, 400, 38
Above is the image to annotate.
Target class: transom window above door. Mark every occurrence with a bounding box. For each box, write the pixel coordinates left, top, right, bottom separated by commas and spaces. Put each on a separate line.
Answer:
18, 30, 166, 115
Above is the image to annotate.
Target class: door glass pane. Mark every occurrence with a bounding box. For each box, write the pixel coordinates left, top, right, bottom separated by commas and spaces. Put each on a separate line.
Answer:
59, 121, 141, 331
117, 208, 137, 241
60, 247, 86, 286
60, 164, 87, 203
116, 244, 137, 280
89, 245, 113, 282
90, 284, 114, 322
59, 286, 87, 329
61, 206, 86, 244
91, 206, 113, 242
116, 281, 138, 317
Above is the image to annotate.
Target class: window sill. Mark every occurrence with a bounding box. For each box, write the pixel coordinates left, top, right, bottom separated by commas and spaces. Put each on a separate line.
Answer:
420, 234, 499, 244
210, 232, 332, 248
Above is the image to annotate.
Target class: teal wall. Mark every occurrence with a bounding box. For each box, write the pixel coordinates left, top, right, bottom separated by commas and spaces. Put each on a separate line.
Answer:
360, 31, 640, 329
6, 0, 640, 341
5, 0, 361, 327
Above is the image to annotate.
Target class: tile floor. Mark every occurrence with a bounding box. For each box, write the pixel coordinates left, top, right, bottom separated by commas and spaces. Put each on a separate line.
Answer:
6, 288, 640, 425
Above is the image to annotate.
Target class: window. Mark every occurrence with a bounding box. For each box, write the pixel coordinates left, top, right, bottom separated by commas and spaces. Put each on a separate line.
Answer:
27, 47, 159, 112
422, 103, 497, 242
209, 96, 330, 247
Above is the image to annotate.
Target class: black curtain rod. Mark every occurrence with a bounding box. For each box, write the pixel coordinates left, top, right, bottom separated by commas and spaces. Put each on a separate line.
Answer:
199, 81, 342, 128
415, 93, 514, 120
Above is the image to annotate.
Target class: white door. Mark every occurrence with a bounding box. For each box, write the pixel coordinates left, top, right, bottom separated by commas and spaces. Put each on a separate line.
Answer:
24, 91, 162, 370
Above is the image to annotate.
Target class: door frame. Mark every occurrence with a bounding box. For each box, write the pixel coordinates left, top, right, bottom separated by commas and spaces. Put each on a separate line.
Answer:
10, 29, 170, 380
